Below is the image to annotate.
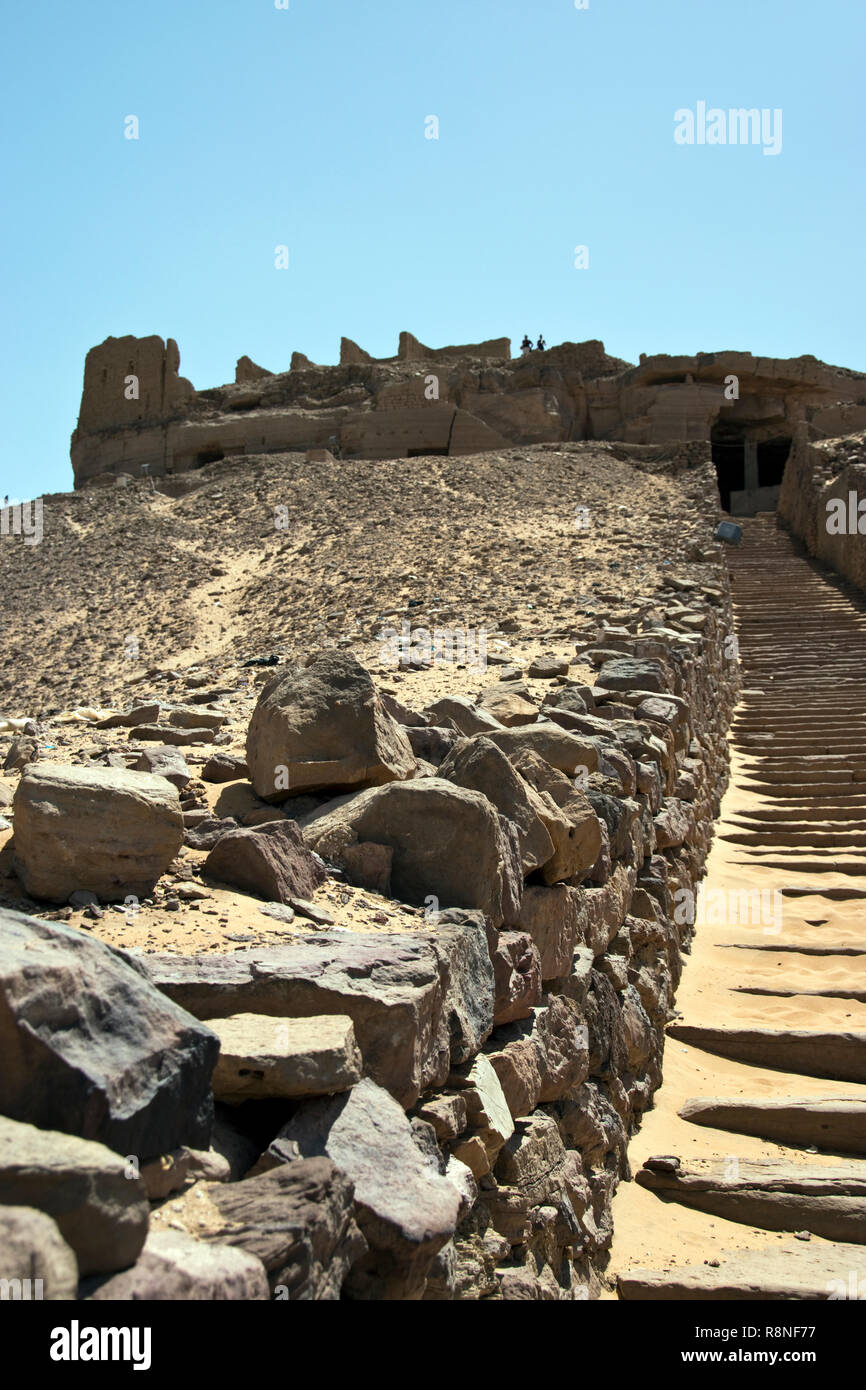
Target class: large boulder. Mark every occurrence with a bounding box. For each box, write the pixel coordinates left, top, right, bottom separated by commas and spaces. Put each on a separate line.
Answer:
0, 909, 219, 1158
424, 695, 504, 736
493, 1112, 588, 1246
513, 750, 602, 884
491, 931, 542, 1026
0, 1116, 149, 1276
301, 778, 522, 927
653, 797, 695, 849
12, 764, 184, 903
597, 658, 666, 694
130, 746, 192, 790
515, 884, 582, 980
85, 1229, 269, 1300
202, 819, 327, 903
475, 683, 538, 727
0, 1206, 79, 1300
245, 651, 415, 802
144, 913, 493, 1109
281, 1078, 461, 1299
482, 723, 600, 777
438, 736, 554, 874
153, 1158, 366, 1298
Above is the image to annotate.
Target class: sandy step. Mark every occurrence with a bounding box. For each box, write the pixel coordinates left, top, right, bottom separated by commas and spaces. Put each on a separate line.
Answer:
720, 943, 866, 957
617, 1240, 866, 1300
667, 1022, 866, 1082
635, 1155, 866, 1243
679, 1097, 866, 1155
736, 984, 866, 1003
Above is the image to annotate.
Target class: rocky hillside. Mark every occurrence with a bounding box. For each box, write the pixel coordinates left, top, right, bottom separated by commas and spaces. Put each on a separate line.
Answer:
0, 438, 742, 1301
1, 441, 715, 718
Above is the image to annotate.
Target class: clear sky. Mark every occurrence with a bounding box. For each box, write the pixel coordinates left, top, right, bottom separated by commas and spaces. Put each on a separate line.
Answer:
2, 0, 863, 498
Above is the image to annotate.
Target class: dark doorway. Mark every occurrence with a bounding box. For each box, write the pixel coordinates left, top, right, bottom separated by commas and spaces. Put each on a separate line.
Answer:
757, 437, 791, 488
711, 425, 745, 513
407, 446, 449, 457
195, 447, 225, 468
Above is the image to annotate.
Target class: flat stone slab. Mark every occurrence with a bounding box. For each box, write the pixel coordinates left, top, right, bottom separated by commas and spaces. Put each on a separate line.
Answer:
667, 1022, 866, 1083
210, 1013, 362, 1101
281, 1077, 460, 1299
143, 914, 493, 1108
618, 1240, 866, 1300
680, 1097, 866, 1155
636, 1156, 866, 1244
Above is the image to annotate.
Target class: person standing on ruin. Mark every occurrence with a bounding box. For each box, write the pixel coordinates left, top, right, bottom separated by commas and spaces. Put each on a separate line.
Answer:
536, 335, 546, 352
520, 335, 533, 356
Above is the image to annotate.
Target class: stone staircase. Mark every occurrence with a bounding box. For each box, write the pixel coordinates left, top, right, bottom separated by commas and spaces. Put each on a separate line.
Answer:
611, 517, 866, 1299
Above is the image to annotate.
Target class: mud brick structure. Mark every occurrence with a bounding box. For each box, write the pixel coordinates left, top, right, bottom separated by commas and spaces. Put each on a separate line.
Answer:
71, 332, 866, 517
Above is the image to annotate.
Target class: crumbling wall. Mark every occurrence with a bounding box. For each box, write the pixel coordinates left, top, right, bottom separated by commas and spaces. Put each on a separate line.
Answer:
71, 333, 866, 495
71, 336, 196, 482
74, 335, 194, 434
778, 429, 866, 593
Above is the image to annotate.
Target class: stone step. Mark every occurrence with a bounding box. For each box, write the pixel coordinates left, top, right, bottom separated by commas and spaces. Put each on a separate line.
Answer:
678, 1097, 866, 1155
721, 943, 866, 957
635, 1155, 866, 1243
667, 1022, 866, 1083
735, 984, 866, 1003
617, 1241, 866, 1300
722, 828, 866, 839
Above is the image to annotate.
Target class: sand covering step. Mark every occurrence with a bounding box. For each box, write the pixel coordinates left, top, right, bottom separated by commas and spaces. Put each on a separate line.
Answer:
618, 1240, 866, 1300
635, 1155, 866, 1244
667, 1022, 866, 1083
679, 1097, 866, 1155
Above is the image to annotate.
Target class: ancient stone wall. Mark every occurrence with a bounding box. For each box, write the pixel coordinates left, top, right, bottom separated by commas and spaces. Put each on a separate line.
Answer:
778, 428, 866, 593
131, 583, 737, 1299
75, 336, 195, 435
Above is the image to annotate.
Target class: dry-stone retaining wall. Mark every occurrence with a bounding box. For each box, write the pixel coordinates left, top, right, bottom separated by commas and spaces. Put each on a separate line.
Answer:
141, 593, 739, 1300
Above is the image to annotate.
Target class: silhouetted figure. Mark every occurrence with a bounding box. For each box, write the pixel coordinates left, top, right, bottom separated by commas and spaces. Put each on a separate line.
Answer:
536, 335, 546, 352
520, 335, 533, 356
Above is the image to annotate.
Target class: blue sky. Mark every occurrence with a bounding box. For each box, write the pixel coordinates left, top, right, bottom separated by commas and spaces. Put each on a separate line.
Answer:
2, 0, 863, 498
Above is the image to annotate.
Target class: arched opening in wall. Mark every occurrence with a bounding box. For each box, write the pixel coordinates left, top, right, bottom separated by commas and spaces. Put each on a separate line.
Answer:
711, 423, 745, 513
757, 436, 791, 489
711, 425, 791, 515
195, 447, 225, 468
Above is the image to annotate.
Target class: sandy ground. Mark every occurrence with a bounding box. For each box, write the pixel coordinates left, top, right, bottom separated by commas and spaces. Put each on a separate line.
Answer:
0, 638, 602, 953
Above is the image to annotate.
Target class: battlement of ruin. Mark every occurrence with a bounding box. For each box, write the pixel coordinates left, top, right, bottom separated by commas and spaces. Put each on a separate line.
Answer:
71, 331, 866, 516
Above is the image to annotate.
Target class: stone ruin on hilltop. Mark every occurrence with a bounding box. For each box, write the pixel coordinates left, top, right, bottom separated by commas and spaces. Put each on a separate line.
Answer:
71, 330, 866, 517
